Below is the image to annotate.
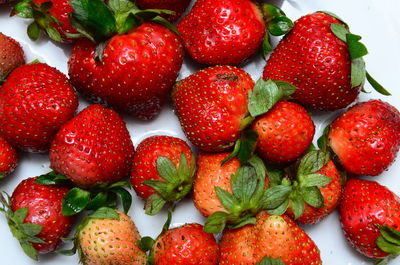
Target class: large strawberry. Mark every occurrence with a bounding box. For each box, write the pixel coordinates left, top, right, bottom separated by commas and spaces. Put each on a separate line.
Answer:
131, 135, 196, 215
219, 211, 322, 265
263, 12, 389, 111
340, 178, 400, 263
328, 100, 400, 176
0, 176, 74, 260
177, 0, 265, 66
68, 0, 183, 120
49, 104, 134, 188
0, 33, 25, 81
136, 0, 191, 22
0, 63, 78, 152
0, 136, 17, 178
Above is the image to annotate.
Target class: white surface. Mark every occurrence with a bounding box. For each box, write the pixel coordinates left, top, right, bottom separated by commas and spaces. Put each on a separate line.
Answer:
1, 0, 400, 264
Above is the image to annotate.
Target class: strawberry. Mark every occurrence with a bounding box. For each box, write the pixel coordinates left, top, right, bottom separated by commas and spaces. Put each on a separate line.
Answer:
0, 63, 78, 152
0, 33, 25, 81
76, 208, 146, 265
252, 101, 315, 164
177, 0, 265, 65
49, 104, 134, 188
0, 136, 17, 178
136, 0, 191, 22
263, 12, 389, 111
151, 223, 219, 265
131, 135, 196, 215
68, 0, 183, 120
340, 178, 400, 262
328, 100, 400, 176
219, 211, 322, 265
0, 176, 74, 260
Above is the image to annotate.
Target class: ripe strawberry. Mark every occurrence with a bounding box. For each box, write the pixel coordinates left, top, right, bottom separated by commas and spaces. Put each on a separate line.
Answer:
219, 211, 322, 265
131, 135, 196, 215
340, 178, 400, 262
49, 104, 134, 188
0, 33, 25, 81
0, 176, 74, 260
77, 208, 146, 265
152, 223, 219, 265
328, 100, 400, 176
252, 101, 315, 164
177, 0, 265, 65
0, 136, 17, 178
136, 0, 191, 22
0, 63, 78, 152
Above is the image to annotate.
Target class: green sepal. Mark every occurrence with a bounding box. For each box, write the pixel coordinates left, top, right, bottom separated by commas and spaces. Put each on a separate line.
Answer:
262, 185, 292, 210
317, 125, 330, 152
297, 151, 330, 177
227, 217, 256, 230
222, 130, 258, 165
62, 188, 91, 216
27, 22, 41, 40
144, 193, 167, 216
302, 174, 332, 187
261, 4, 293, 36
291, 197, 305, 220
346, 33, 368, 59
110, 187, 132, 214
265, 166, 284, 187
216, 187, 239, 213
138, 236, 155, 252
376, 226, 400, 257
14, 0, 34, 18
85, 192, 108, 211
257, 256, 286, 265
262, 33, 273, 58
89, 207, 119, 219
302, 186, 324, 208
320, 11, 349, 28
366, 72, 391, 96
35, 171, 71, 185
351, 57, 366, 88
267, 198, 289, 216
204, 211, 228, 234
56, 245, 77, 256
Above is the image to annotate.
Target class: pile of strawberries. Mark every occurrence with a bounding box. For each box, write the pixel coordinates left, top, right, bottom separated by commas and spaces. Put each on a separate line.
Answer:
0, 0, 399, 264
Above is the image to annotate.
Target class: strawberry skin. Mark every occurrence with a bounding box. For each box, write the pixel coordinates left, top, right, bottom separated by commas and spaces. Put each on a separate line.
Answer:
0, 33, 25, 81
68, 22, 183, 120
49, 104, 134, 188
172, 66, 254, 152
340, 178, 400, 258
177, 0, 265, 65
252, 101, 315, 164
328, 100, 400, 176
263, 12, 359, 110
0, 136, 17, 178
0, 63, 78, 152
136, 0, 191, 22
153, 223, 219, 265
10, 177, 73, 253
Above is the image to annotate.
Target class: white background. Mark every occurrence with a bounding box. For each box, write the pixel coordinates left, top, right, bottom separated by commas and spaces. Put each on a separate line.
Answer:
0, 0, 400, 264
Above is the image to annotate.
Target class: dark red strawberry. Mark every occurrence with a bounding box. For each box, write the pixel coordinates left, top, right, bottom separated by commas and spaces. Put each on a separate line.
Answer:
0, 176, 74, 260
136, 0, 191, 22
0, 33, 25, 81
340, 178, 400, 262
130, 135, 195, 215
49, 104, 134, 188
328, 100, 400, 176
252, 101, 315, 164
0, 63, 78, 152
177, 0, 265, 65
0, 136, 17, 178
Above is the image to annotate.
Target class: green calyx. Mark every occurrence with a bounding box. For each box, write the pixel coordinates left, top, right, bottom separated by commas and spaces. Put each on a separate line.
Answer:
263, 151, 332, 219
0, 192, 45, 260
375, 225, 400, 262
69, 0, 177, 43
204, 155, 268, 234
143, 153, 196, 216
257, 257, 286, 265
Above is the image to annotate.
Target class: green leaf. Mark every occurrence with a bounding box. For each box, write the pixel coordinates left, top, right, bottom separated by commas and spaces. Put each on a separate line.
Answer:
257, 256, 286, 265
20, 223, 43, 236
248, 79, 282, 117
216, 187, 238, 212
89, 207, 119, 219
62, 187, 91, 216
15, 0, 34, 18
86, 192, 108, 210
20, 242, 38, 261
268, 16, 293, 36
366, 72, 391, 96
346, 33, 368, 60
317, 125, 330, 152
267, 198, 289, 216
13, 208, 28, 224
204, 211, 228, 234
297, 151, 330, 177
262, 185, 292, 210
138, 236, 155, 252
302, 174, 332, 188
228, 217, 256, 230
111, 187, 132, 214
144, 193, 167, 216
27, 22, 41, 41
262, 33, 273, 59
351, 57, 366, 88
231, 166, 258, 203
35, 171, 70, 185
302, 187, 324, 208
291, 197, 305, 220
156, 156, 178, 183
330, 23, 349, 42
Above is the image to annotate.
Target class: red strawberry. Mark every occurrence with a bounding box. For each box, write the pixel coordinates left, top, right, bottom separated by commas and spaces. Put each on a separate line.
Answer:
130, 135, 195, 215
178, 0, 265, 65
0, 176, 74, 260
0, 63, 78, 152
49, 104, 134, 188
172, 66, 254, 152
252, 101, 315, 164
0, 136, 17, 178
219, 211, 322, 265
340, 178, 400, 262
152, 223, 219, 265
0, 33, 25, 81
136, 0, 191, 22
328, 100, 400, 176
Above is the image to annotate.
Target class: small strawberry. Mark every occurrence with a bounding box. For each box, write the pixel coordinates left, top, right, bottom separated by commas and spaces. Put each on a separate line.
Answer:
0, 33, 25, 81
130, 135, 196, 215
136, 0, 191, 22
0, 136, 17, 178
252, 101, 315, 164
76, 208, 147, 265
263, 12, 389, 111
0, 176, 74, 260
340, 178, 400, 263
219, 211, 322, 265
328, 100, 400, 176
0, 63, 78, 152
49, 104, 134, 188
